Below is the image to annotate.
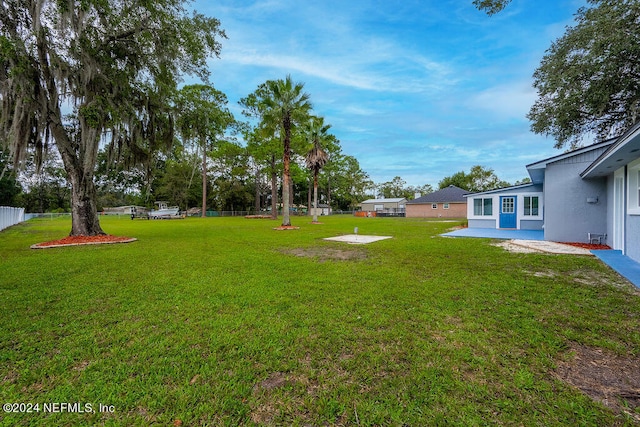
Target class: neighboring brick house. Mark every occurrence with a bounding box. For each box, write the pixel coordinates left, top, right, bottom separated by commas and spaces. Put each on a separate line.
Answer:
406, 185, 470, 218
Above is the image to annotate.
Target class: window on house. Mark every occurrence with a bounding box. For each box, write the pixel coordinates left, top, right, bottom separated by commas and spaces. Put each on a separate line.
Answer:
628, 159, 640, 214
443, 203, 450, 209
524, 196, 539, 216
432, 203, 437, 209
473, 198, 492, 216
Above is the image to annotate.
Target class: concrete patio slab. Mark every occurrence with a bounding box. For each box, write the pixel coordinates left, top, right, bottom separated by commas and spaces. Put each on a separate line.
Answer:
442, 228, 544, 240
323, 234, 392, 245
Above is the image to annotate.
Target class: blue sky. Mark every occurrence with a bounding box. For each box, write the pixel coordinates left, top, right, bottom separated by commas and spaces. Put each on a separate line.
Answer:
193, 0, 588, 188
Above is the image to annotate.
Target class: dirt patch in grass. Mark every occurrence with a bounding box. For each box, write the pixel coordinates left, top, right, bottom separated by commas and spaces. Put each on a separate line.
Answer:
282, 247, 367, 262
521, 268, 639, 294
571, 270, 640, 294
250, 372, 300, 425
254, 372, 289, 391
555, 342, 640, 422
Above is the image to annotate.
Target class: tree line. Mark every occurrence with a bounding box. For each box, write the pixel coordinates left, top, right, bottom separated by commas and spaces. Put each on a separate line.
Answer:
0, 148, 525, 211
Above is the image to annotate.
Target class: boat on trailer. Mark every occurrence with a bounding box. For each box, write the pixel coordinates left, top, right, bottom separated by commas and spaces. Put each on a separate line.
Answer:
149, 202, 181, 219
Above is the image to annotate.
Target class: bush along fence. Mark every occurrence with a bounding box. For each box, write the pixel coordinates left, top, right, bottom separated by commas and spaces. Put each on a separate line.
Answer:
0, 206, 25, 232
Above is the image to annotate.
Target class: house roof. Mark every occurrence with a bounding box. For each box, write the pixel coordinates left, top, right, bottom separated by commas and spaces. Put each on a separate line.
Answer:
525, 139, 615, 184
407, 185, 470, 204
581, 121, 640, 178
463, 182, 543, 197
360, 198, 406, 204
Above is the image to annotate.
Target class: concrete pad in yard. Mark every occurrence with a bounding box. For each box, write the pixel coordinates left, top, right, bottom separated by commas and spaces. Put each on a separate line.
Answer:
323, 234, 392, 245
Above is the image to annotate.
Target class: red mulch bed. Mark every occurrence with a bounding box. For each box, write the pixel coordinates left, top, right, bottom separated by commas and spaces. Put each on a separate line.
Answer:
560, 242, 611, 250
31, 234, 137, 249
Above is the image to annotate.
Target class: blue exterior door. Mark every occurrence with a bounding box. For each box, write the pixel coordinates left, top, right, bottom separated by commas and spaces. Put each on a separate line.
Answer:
499, 196, 517, 228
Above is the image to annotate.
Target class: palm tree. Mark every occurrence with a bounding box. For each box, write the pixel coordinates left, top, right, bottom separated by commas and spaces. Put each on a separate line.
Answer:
261, 76, 312, 226
304, 117, 330, 222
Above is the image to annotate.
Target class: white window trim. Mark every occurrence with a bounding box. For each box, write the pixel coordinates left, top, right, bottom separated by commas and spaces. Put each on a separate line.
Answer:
629, 158, 640, 215
472, 197, 493, 217
431, 203, 438, 209
443, 203, 450, 209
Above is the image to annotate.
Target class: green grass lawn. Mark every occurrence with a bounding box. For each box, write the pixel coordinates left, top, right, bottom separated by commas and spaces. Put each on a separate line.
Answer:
1, 215, 639, 426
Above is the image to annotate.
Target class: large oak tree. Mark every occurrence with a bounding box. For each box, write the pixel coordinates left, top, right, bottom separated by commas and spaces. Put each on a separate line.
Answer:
473, 0, 640, 148
0, 0, 224, 235
528, 0, 640, 148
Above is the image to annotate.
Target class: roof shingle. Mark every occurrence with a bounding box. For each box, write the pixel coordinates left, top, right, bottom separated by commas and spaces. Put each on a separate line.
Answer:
406, 185, 470, 204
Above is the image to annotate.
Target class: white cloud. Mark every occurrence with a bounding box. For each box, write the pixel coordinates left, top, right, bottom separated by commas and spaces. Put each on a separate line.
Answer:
467, 81, 538, 120
222, 45, 455, 95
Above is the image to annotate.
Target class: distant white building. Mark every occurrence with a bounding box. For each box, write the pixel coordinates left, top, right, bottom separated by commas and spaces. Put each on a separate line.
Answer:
359, 198, 407, 216
309, 203, 331, 216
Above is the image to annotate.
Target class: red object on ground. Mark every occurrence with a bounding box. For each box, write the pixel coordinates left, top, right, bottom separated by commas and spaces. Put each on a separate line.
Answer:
32, 235, 135, 248
561, 242, 611, 250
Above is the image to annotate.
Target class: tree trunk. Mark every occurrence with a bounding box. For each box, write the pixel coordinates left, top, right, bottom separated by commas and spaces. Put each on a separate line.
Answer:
312, 171, 319, 222
50, 107, 105, 236
307, 179, 312, 216
201, 142, 207, 218
254, 166, 261, 213
288, 176, 294, 208
67, 165, 105, 236
37, 177, 45, 213
327, 175, 331, 211
270, 155, 278, 220
282, 117, 292, 226
282, 167, 290, 225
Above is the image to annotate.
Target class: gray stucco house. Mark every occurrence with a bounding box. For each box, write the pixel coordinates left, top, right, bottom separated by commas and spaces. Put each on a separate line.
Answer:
466, 121, 640, 263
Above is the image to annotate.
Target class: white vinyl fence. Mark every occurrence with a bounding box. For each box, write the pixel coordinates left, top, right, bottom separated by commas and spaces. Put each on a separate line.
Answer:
0, 206, 25, 232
